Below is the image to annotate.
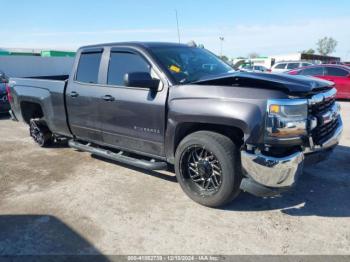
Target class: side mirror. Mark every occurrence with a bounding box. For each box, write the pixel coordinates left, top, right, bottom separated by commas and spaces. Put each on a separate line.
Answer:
124, 72, 159, 90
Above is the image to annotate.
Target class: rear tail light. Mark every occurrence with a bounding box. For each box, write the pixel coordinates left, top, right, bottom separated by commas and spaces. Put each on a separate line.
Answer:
6, 84, 13, 103
267, 69, 272, 73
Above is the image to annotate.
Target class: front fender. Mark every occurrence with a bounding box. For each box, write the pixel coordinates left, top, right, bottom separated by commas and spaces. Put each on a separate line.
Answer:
165, 97, 266, 163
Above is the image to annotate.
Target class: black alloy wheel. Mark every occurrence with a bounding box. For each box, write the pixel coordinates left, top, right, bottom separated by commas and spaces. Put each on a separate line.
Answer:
181, 145, 222, 194
29, 119, 52, 147
175, 131, 242, 207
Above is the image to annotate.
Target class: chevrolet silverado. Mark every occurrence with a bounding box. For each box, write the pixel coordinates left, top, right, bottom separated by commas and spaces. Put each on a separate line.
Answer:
8, 42, 343, 207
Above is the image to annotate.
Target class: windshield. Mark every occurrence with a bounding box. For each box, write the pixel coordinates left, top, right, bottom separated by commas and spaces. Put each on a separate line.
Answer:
150, 46, 234, 84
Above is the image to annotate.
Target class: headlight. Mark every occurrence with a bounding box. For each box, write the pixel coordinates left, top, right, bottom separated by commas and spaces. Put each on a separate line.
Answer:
266, 99, 308, 139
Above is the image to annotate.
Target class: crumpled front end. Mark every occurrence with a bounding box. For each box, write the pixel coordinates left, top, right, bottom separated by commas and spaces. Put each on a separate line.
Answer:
240, 88, 343, 197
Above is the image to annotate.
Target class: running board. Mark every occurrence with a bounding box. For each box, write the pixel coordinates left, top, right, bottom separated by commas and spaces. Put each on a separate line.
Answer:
68, 140, 168, 171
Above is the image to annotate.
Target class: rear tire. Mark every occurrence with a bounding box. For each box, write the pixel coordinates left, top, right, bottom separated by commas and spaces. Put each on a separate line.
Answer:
29, 119, 53, 147
175, 131, 242, 207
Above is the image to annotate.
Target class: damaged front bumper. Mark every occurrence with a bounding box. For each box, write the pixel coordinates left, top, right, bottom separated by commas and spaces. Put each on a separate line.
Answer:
240, 119, 343, 197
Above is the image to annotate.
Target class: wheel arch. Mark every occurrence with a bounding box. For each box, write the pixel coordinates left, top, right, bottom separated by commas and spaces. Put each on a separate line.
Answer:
20, 101, 44, 124
166, 122, 245, 164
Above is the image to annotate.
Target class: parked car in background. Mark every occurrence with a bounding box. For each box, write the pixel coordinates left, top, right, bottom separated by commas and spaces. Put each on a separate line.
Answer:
328, 61, 349, 66
0, 71, 10, 114
288, 64, 350, 99
271, 61, 313, 73
240, 65, 270, 73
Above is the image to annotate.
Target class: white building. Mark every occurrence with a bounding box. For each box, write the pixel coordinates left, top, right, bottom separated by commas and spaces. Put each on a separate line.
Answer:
0, 56, 74, 77
271, 52, 340, 65
0, 48, 75, 77
233, 52, 340, 69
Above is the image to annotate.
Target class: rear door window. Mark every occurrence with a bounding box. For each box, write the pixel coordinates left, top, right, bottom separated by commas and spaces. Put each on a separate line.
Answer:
107, 52, 151, 86
325, 67, 349, 77
287, 63, 300, 70
274, 63, 286, 69
76, 52, 102, 84
299, 67, 324, 76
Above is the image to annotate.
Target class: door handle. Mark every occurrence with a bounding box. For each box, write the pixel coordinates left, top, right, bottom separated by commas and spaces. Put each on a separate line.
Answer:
70, 91, 79, 98
102, 95, 115, 102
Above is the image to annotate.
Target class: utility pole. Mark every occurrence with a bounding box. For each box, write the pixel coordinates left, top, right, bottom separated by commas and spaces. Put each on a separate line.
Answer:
175, 10, 181, 44
219, 37, 224, 57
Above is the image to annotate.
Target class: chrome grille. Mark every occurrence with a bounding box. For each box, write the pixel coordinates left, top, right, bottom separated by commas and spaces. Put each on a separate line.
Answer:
309, 88, 339, 146
310, 96, 335, 115
312, 118, 339, 145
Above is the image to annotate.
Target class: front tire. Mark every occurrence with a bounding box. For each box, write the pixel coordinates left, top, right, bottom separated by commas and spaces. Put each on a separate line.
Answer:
175, 131, 242, 207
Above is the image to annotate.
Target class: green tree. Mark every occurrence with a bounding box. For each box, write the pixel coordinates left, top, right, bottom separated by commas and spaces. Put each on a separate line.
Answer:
316, 37, 337, 56
301, 48, 315, 55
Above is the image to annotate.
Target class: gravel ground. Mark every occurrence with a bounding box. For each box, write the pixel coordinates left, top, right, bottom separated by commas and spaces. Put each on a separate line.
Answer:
0, 102, 349, 256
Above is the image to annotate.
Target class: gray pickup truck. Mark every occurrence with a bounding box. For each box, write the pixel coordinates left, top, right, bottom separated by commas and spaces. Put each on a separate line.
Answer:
8, 42, 343, 207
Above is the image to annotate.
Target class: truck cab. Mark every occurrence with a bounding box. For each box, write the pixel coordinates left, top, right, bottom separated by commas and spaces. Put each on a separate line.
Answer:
66, 45, 170, 158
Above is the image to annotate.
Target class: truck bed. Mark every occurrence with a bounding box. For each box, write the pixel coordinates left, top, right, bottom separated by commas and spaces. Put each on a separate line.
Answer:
9, 75, 71, 137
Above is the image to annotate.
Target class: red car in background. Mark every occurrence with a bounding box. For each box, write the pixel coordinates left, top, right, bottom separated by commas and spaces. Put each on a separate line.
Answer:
288, 64, 350, 99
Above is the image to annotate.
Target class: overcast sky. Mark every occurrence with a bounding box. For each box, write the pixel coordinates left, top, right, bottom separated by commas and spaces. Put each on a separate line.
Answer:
1, 0, 350, 59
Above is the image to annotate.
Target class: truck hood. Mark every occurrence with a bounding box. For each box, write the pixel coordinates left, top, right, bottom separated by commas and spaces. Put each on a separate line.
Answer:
192, 72, 334, 95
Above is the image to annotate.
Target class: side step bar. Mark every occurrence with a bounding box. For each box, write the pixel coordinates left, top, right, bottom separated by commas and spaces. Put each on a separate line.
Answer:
68, 140, 168, 171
